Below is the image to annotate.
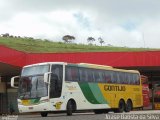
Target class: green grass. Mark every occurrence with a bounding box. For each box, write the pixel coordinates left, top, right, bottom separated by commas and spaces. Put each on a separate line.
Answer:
0, 37, 158, 53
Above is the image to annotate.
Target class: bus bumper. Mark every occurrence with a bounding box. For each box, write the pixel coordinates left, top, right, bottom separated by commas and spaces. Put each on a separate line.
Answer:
18, 103, 50, 113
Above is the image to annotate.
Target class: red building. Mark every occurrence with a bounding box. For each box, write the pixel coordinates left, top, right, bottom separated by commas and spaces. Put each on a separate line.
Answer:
0, 45, 160, 113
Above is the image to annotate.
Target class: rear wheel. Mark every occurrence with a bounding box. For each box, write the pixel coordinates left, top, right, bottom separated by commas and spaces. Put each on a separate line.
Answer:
125, 100, 132, 112
114, 100, 125, 113
40, 112, 48, 117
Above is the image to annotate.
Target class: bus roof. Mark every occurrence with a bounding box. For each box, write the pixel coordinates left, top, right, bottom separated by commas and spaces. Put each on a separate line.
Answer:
78, 63, 112, 69
78, 63, 139, 74
23, 62, 139, 74
23, 62, 66, 68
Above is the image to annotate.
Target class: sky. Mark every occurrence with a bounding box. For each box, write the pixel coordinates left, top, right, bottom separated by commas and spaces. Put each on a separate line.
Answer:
0, 0, 160, 48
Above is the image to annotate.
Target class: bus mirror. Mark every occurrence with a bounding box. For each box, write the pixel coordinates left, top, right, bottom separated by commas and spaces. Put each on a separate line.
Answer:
11, 76, 19, 88
44, 72, 51, 83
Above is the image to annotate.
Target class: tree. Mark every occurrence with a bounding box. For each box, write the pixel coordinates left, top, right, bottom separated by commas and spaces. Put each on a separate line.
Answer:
98, 37, 105, 46
62, 35, 75, 43
87, 37, 95, 45
1, 33, 10, 37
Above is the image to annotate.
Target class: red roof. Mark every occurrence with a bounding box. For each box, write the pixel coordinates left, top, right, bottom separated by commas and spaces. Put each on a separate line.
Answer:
1, 45, 160, 67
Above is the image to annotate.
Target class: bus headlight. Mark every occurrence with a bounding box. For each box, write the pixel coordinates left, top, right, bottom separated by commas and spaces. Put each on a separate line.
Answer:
18, 99, 22, 105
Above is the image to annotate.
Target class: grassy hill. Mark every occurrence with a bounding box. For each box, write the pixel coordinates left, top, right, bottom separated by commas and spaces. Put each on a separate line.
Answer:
0, 37, 157, 53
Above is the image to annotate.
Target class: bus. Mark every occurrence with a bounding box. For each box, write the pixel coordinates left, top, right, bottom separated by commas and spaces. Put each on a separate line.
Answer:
11, 62, 143, 116
153, 83, 160, 109
141, 75, 150, 107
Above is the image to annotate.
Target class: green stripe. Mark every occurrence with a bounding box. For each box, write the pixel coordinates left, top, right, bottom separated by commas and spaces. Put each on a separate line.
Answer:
88, 83, 107, 104
30, 98, 40, 104
78, 82, 100, 104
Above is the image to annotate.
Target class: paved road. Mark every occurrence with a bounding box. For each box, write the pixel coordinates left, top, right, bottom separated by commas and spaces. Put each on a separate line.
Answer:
1, 110, 160, 120
20, 113, 104, 120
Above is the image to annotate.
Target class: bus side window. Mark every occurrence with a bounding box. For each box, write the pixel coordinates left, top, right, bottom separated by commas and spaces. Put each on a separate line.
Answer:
116, 72, 120, 84
98, 70, 103, 83
94, 70, 102, 82
119, 72, 125, 84
128, 73, 133, 84
132, 74, 136, 85
134, 74, 140, 85
124, 73, 128, 84
71, 67, 79, 81
87, 69, 94, 82
79, 68, 87, 82
112, 72, 117, 83
66, 66, 79, 81
101, 70, 106, 83
66, 67, 71, 81
104, 71, 111, 83
124, 73, 129, 84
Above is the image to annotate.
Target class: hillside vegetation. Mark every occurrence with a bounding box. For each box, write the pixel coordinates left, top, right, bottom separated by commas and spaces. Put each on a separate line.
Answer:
0, 37, 157, 53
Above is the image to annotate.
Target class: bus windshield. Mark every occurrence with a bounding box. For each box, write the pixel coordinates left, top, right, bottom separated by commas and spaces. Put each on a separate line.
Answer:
18, 65, 49, 99
21, 65, 49, 76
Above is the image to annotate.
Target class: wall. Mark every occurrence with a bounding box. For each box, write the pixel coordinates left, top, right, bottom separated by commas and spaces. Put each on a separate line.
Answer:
0, 83, 6, 93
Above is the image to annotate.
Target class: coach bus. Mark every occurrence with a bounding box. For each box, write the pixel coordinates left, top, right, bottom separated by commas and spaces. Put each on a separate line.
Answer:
141, 75, 150, 107
11, 62, 143, 116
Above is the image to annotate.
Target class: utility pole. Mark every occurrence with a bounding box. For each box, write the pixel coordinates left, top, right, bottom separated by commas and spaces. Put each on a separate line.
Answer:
142, 32, 146, 48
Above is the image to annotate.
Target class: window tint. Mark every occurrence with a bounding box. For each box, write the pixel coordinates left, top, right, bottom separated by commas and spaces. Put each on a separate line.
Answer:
79, 68, 97, 82
100, 70, 105, 83
93, 70, 104, 82
22, 65, 49, 76
133, 74, 140, 85
120, 73, 126, 84
52, 65, 63, 81
65, 65, 140, 85
128, 73, 133, 84
104, 70, 140, 85
50, 65, 63, 98
116, 72, 120, 84
94, 70, 101, 82
120, 72, 125, 84
104, 71, 112, 83
86, 69, 94, 82
65, 66, 79, 81
79, 68, 87, 82
111, 71, 117, 83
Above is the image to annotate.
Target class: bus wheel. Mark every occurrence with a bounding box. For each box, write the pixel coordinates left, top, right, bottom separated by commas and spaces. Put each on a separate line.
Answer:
115, 100, 125, 113
40, 112, 48, 117
125, 100, 132, 112
66, 100, 76, 116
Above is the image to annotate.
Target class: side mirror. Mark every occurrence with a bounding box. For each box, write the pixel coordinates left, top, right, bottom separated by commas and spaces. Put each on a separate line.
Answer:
44, 72, 51, 83
11, 76, 19, 88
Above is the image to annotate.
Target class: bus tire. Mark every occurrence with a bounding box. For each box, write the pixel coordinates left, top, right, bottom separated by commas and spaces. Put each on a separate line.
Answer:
125, 100, 132, 112
114, 99, 125, 113
66, 100, 76, 116
40, 112, 48, 117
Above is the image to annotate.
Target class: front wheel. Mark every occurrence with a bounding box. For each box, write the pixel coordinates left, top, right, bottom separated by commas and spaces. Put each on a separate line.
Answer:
66, 100, 73, 116
40, 112, 48, 117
